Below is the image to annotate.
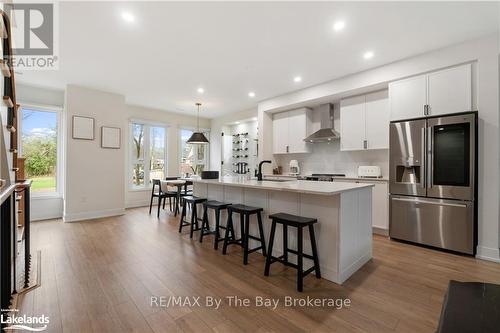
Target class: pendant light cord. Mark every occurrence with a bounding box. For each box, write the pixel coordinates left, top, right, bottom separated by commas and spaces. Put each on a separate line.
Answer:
196, 102, 201, 132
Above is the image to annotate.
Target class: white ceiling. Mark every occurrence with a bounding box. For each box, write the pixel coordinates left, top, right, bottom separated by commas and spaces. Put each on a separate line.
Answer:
17, 1, 499, 118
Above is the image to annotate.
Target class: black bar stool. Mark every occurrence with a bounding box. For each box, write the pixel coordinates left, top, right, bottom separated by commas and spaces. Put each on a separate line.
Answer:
200, 200, 231, 249
222, 204, 267, 265
179, 196, 207, 238
264, 213, 321, 292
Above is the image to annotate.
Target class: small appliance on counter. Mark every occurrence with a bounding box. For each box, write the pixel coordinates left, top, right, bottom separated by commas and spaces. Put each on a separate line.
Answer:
201, 171, 219, 179
358, 166, 382, 178
289, 160, 300, 175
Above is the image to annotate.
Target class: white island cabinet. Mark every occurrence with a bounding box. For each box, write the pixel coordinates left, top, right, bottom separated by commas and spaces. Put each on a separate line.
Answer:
192, 178, 374, 285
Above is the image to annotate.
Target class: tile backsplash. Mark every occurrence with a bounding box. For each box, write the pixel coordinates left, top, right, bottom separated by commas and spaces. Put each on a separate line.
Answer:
274, 141, 389, 177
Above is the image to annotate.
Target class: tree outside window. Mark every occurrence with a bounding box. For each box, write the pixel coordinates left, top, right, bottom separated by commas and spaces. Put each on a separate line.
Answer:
21, 108, 58, 193
130, 122, 167, 187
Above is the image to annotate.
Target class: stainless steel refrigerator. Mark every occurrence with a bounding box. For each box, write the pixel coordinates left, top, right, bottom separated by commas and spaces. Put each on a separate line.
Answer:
389, 112, 477, 255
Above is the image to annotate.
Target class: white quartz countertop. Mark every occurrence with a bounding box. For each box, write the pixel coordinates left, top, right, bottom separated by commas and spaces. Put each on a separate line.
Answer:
191, 177, 373, 196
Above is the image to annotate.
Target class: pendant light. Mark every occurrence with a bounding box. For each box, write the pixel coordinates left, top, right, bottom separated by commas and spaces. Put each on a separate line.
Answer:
187, 102, 209, 144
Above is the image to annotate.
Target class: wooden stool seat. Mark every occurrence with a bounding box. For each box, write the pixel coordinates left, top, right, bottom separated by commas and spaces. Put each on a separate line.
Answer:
265, 213, 321, 292
268, 213, 317, 226
228, 204, 263, 214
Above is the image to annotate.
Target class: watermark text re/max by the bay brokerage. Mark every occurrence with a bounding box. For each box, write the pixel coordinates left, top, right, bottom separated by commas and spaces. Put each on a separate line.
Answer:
3, 1, 59, 70
151, 295, 351, 311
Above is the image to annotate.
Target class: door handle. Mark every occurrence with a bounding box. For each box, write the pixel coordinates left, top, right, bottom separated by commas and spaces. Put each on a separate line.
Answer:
420, 127, 426, 189
427, 126, 433, 188
363, 140, 367, 149
392, 197, 467, 208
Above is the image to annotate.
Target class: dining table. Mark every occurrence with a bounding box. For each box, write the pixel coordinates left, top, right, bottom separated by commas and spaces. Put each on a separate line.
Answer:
161, 178, 194, 216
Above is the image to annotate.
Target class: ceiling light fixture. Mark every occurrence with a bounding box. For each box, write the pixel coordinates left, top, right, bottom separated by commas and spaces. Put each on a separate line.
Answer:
186, 103, 209, 144
293, 76, 302, 83
197, 87, 204, 94
333, 21, 345, 32
248, 91, 256, 98
363, 51, 374, 59
121, 12, 135, 23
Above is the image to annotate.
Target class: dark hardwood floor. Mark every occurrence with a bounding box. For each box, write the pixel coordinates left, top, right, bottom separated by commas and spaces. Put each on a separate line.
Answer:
16, 206, 500, 332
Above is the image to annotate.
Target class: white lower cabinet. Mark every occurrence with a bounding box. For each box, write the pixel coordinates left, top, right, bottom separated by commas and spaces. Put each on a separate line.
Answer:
334, 179, 389, 234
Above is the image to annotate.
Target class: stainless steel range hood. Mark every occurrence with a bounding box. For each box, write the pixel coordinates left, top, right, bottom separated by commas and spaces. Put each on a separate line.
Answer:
303, 103, 340, 143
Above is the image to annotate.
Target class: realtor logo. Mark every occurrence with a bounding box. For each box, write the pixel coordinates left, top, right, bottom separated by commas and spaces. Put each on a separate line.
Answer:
3, 1, 59, 70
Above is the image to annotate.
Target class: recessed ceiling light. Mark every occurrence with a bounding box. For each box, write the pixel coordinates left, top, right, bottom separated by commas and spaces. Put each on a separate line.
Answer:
333, 21, 345, 32
197, 87, 204, 94
235, 121, 240, 124
293, 76, 302, 83
248, 91, 256, 98
363, 51, 374, 59
121, 12, 135, 23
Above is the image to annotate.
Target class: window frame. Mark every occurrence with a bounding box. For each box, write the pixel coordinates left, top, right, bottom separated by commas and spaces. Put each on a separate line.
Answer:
178, 127, 210, 176
128, 119, 168, 190
18, 103, 63, 198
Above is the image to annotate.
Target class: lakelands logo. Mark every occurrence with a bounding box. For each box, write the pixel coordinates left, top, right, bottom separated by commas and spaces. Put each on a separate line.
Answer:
3, 1, 59, 70
1, 313, 49, 331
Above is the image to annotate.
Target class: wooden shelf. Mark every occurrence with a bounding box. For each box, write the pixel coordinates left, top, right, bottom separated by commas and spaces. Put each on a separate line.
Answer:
0, 60, 10, 77
3, 96, 13, 108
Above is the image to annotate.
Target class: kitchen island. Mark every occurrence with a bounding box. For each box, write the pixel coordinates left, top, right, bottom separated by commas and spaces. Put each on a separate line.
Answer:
192, 177, 374, 284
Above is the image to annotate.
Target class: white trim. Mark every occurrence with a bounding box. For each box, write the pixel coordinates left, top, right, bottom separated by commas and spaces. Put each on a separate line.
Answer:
372, 227, 389, 236
126, 200, 151, 209
63, 208, 126, 222
476, 246, 500, 263
17, 101, 64, 112
129, 118, 171, 127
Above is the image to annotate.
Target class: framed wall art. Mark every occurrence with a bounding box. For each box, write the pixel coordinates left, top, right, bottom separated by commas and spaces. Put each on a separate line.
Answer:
101, 126, 121, 149
72, 115, 95, 140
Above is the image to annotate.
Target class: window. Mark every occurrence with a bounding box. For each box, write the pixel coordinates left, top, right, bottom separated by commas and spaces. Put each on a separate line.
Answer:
130, 122, 167, 188
20, 107, 60, 194
180, 129, 209, 176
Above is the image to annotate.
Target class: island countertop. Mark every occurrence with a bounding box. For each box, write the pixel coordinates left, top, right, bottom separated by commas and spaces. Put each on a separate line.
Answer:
190, 177, 373, 196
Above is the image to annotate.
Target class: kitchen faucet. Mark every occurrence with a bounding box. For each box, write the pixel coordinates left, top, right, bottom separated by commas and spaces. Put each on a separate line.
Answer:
257, 160, 272, 181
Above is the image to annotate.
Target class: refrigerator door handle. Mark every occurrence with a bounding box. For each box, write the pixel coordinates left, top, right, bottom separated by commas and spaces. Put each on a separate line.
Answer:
421, 127, 426, 189
391, 197, 468, 208
427, 126, 433, 189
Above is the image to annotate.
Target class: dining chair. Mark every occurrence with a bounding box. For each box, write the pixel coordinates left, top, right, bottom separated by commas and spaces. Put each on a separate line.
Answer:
149, 179, 177, 217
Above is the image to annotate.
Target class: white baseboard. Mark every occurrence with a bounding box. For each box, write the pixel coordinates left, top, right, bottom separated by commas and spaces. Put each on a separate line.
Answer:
32, 213, 63, 221
372, 227, 389, 236
125, 200, 151, 209
476, 246, 500, 263
63, 208, 126, 222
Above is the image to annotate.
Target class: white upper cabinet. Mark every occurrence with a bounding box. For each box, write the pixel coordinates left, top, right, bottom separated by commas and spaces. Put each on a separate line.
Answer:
340, 90, 389, 151
272, 108, 312, 154
389, 74, 427, 121
340, 95, 365, 151
365, 90, 390, 150
272, 111, 289, 154
389, 63, 472, 121
427, 64, 471, 116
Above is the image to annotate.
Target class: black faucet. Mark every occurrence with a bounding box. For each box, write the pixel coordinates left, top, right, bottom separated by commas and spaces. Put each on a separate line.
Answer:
257, 160, 272, 181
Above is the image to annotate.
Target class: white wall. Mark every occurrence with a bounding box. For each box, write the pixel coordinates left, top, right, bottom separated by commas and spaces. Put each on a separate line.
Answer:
210, 108, 257, 171
17, 83, 65, 107
64, 85, 127, 221
221, 120, 259, 177
124, 104, 210, 208
259, 34, 500, 262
